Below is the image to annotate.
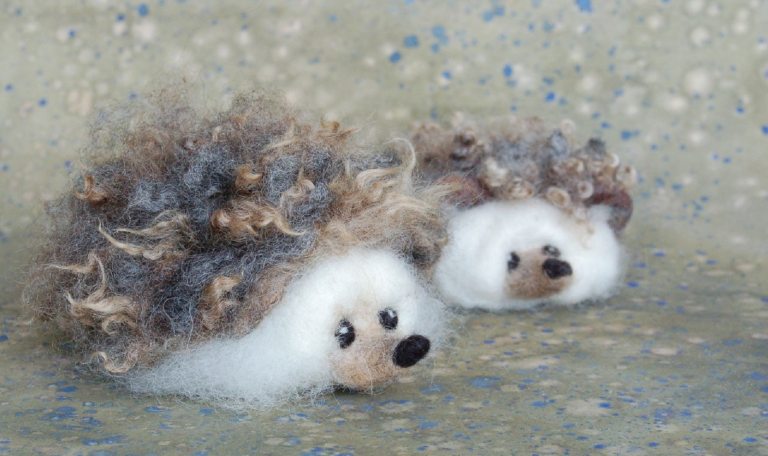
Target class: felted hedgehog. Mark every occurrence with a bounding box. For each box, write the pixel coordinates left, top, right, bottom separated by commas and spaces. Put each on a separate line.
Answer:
24, 90, 448, 407
412, 114, 636, 310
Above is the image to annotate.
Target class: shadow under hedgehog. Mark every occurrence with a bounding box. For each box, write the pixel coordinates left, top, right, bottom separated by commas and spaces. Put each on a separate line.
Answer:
24, 90, 448, 408
412, 114, 636, 311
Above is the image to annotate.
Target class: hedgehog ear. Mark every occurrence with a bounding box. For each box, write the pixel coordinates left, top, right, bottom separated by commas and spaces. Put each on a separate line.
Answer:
586, 189, 633, 235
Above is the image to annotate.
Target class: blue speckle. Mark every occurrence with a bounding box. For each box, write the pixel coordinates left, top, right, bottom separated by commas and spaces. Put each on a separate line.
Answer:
42, 406, 76, 421
481, 5, 505, 22
432, 25, 448, 44
503, 64, 513, 78
0, 335, 7, 342
389, 51, 402, 63
743, 437, 757, 443
626, 281, 640, 288
441, 70, 452, 80
469, 376, 501, 389
593, 443, 606, 449
762, 124, 768, 135
38, 98, 47, 107
68, 29, 76, 38
722, 338, 743, 346
116, 13, 125, 21
199, 407, 214, 416
403, 35, 419, 48
575, 0, 593, 13
144, 405, 165, 413
57, 385, 77, 393
545, 92, 556, 102
530, 400, 549, 408
137, 3, 150, 16
654, 408, 674, 423
82, 435, 125, 446
328, 14, 337, 22
419, 421, 439, 430
621, 130, 640, 140
421, 384, 443, 394
4, 84, 12, 92
598, 402, 612, 408
648, 442, 659, 447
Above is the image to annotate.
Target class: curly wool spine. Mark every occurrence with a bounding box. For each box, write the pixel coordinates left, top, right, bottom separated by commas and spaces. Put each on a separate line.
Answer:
74, 174, 108, 204
210, 202, 303, 238
197, 274, 243, 331
62, 255, 137, 335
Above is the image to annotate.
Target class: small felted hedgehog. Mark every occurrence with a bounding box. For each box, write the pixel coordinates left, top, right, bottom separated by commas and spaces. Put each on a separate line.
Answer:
25, 90, 448, 407
412, 114, 635, 310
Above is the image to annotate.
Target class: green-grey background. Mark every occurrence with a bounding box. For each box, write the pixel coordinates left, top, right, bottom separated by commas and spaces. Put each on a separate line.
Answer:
1, 1, 766, 454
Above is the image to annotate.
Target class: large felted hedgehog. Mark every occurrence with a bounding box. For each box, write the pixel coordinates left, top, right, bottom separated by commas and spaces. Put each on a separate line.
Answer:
24, 90, 448, 407
412, 114, 635, 310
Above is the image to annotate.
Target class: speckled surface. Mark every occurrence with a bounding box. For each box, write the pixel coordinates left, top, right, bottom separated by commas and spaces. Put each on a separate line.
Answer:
1, 1, 767, 454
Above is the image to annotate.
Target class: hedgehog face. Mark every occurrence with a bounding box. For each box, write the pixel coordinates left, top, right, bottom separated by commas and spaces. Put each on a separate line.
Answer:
293, 249, 444, 391
434, 199, 623, 310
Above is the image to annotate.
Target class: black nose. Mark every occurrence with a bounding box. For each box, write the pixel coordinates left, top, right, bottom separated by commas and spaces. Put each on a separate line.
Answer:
393, 335, 431, 368
542, 258, 572, 279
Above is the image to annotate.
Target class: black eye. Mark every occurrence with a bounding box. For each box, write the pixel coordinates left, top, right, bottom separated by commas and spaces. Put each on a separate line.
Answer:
543, 245, 561, 258
507, 252, 520, 271
335, 319, 355, 349
378, 308, 398, 330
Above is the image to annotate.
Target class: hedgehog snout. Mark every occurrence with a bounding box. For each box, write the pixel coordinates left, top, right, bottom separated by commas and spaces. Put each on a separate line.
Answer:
393, 335, 431, 368
542, 258, 573, 279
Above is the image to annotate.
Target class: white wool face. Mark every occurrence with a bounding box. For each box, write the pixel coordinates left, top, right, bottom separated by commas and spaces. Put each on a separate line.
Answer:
129, 248, 445, 408
434, 199, 624, 310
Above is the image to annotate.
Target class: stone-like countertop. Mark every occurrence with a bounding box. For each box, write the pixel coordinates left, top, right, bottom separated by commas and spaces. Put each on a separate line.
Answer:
1, 1, 766, 454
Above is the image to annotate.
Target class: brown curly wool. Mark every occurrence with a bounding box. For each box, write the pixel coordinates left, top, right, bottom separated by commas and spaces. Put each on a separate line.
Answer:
411, 114, 636, 233
24, 90, 447, 374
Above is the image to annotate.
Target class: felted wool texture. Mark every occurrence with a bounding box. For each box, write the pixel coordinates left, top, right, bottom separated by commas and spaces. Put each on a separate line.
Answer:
24, 88, 448, 385
411, 114, 635, 233
434, 199, 624, 310
130, 248, 448, 409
